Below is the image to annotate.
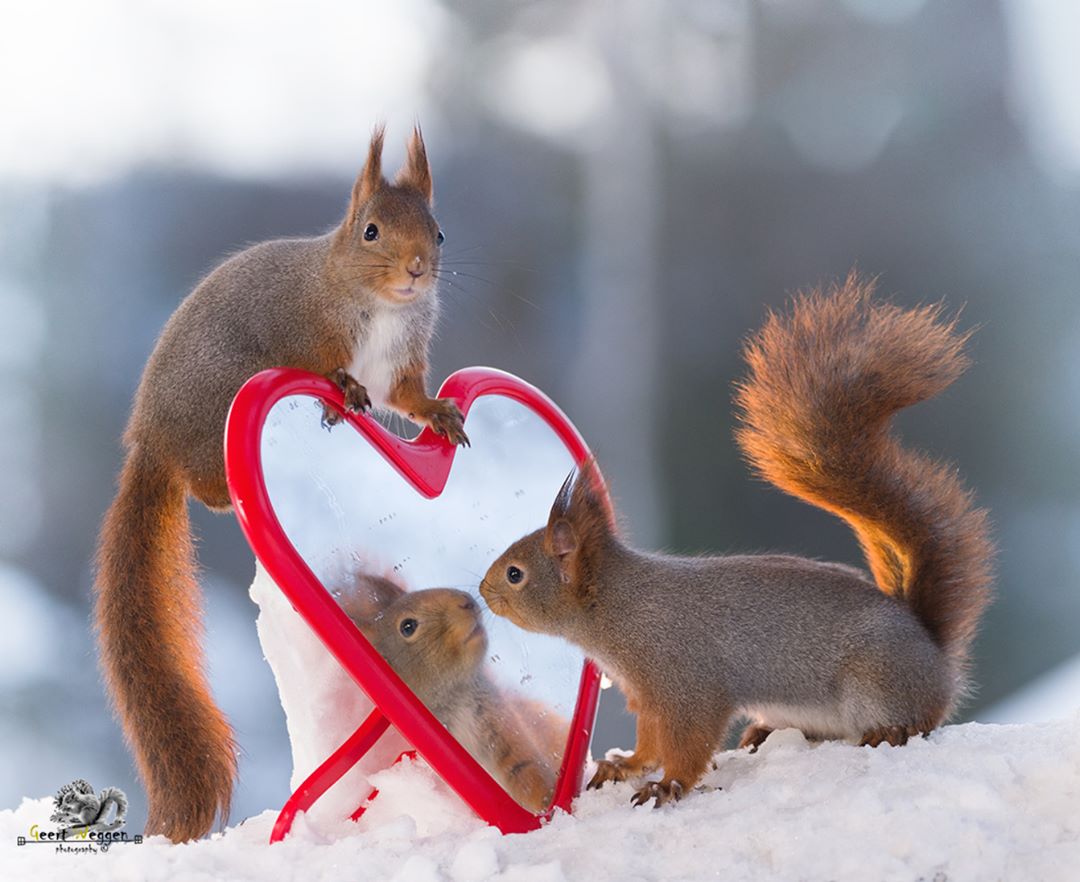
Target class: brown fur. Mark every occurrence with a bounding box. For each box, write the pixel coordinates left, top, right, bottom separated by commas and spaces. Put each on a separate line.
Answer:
94, 126, 466, 842
481, 275, 994, 808
733, 271, 994, 671
94, 448, 236, 842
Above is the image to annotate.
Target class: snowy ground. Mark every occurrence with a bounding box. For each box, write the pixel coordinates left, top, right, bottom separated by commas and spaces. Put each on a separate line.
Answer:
3, 715, 1078, 882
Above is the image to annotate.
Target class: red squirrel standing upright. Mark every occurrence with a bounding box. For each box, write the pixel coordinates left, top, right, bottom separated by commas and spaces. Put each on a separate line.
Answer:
94, 126, 467, 842
481, 274, 993, 807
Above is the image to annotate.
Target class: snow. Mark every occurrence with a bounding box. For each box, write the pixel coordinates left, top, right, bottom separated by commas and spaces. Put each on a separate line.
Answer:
250, 560, 411, 827
3, 716, 1079, 881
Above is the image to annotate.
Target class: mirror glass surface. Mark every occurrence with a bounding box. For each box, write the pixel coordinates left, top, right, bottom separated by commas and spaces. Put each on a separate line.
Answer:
261, 394, 584, 812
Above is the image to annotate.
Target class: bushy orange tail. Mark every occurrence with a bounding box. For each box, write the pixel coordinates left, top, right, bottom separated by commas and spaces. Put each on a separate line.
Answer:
734, 273, 993, 671
93, 447, 236, 841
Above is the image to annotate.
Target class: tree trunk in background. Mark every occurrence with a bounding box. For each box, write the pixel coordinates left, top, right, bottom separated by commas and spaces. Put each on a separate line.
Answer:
573, 0, 663, 547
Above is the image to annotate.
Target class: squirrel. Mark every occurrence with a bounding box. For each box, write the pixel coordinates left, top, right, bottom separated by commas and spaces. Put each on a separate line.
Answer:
479, 273, 994, 808
93, 125, 469, 842
340, 572, 566, 814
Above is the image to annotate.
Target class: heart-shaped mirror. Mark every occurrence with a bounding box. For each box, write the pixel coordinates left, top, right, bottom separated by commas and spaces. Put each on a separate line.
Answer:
225, 367, 603, 840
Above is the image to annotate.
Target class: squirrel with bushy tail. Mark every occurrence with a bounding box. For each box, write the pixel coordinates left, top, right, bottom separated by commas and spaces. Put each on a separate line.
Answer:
94, 126, 468, 842
481, 273, 994, 808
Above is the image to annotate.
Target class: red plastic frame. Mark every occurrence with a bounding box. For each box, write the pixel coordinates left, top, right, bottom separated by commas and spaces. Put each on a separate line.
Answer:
224, 366, 604, 841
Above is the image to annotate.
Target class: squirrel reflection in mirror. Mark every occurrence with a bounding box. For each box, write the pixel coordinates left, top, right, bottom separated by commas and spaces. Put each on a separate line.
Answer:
340, 572, 567, 813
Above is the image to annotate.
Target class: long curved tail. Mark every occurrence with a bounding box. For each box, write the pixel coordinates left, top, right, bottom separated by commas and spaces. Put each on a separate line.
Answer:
94, 786, 129, 831
734, 273, 993, 675
93, 446, 236, 841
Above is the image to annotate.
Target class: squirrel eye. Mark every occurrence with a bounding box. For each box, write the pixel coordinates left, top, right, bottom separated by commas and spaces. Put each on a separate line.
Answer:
363, 223, 379, 242
436, 229, 445, 246
506, 565, 524, 585
399, 617, 418, 637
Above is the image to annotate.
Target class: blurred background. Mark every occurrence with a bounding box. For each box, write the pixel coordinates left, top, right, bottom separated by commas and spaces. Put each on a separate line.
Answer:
2, 0, 1078, 833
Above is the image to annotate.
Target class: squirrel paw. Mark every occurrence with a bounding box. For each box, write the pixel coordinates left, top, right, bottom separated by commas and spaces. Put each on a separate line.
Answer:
737, 724, 774, 753
327, 368, 372, 412
630, 779, 684, 809
320, 403, 344, 429
859, 724, 924, 747
588, 757, 640, 790
424, 399, 469, 447
322, 369, 372, 428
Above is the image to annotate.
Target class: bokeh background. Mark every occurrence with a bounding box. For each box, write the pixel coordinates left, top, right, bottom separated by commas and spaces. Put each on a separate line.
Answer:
2, 0, 1078, 833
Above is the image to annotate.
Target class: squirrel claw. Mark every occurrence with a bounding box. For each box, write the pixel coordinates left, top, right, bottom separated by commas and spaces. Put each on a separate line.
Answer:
321, 369, 371, 429
859, 724, 922, 747
631, 780, 683, 809
427, 401, 469, 447
320, 404, 342, 430
345, 387, 373, 414
326, 368, 372, 413
588, 758, 631, 790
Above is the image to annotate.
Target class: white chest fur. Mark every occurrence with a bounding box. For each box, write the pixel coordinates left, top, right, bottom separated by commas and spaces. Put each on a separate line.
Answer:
347, 308, 410, 409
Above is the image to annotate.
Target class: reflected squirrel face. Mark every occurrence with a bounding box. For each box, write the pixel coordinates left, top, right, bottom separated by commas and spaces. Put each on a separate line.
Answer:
372, 588, 488, 696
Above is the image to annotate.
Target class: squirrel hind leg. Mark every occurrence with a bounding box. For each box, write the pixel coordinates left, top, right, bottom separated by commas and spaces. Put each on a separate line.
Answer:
588, 710, 664, 790
837, 648, 951, 745
630, 714, 727, 809
737, 723, 774, 753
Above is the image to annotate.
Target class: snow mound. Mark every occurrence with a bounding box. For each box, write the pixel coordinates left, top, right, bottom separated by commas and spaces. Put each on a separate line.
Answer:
4, 716, 1078, 882
250, 560, 411, 830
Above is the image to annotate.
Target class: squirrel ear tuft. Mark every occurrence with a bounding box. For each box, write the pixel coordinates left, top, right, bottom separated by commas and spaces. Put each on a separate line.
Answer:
549, 458, 611, 531
567, 456, 611, 532
546, 468, 579, 583
550, 468, 576, 521
348, 125, 387, 225
341, 572, 404, 625
395, 124, 433, 204
548, 519, 579, 584
571, 457, 601, 509
545, 457, 612, 590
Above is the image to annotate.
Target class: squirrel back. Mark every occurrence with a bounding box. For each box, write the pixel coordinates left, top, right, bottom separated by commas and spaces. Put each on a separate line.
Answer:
341, 573, 565, 813
734, 272, 994, 674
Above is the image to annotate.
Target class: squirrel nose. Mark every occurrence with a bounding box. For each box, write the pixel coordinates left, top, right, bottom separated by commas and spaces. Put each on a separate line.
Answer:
407, 256, 425, 278
459, 596, 476, 612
